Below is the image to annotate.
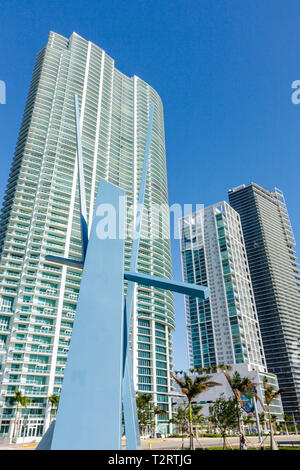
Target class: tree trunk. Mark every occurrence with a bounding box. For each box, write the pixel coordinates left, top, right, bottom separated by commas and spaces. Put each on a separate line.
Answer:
268, 406, 278, 450
188, 401, 194, 450
285, 422, 289, 436
208, 420, 212, 434
222, 433, 226, 450
293, 414, 298, 435
14, 404, 22, 441
153, 412, 157, 438
237, 407, 247, 450
13, 405, 19, 441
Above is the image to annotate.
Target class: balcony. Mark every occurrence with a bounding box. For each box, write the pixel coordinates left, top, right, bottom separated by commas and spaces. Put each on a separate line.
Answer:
61, 311, 75, 320
0, 306, 13, 314
0, 324, 10, 332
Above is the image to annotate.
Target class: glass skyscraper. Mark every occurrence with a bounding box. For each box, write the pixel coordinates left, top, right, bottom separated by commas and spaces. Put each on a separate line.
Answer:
180, 202, 266, 372
0, 31, 174, 440
229, 183, 300, 422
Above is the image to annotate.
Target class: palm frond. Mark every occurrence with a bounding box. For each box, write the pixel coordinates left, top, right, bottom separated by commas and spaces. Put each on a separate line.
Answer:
274, 387, 293, 397
172, 374, 186, 388
204, 381, 221, 388
223, 370, 233, 388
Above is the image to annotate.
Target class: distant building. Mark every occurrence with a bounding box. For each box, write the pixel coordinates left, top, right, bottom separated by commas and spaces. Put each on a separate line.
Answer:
229, 183, 300, 422
179, 202, 266, 372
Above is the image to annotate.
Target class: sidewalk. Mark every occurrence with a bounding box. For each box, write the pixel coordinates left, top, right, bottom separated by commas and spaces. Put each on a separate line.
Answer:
0, 434, 299, 450
0, 441, 38, 450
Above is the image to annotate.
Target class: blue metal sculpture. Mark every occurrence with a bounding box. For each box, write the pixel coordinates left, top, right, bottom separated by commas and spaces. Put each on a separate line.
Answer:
37, 96, 209, 450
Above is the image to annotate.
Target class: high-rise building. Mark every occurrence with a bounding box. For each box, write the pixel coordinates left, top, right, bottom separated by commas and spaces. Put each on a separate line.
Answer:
0, 31, 174, 441
228, 183, 300, 421
179, 202, 266, 373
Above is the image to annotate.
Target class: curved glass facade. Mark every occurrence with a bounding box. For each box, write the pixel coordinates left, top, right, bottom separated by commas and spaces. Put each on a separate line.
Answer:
0, 31, 174, 438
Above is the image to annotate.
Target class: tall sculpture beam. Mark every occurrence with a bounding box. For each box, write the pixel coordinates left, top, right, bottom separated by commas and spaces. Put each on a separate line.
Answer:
122, 102, 154, 449
50, 181, 126, 449
74, 94, 89, 259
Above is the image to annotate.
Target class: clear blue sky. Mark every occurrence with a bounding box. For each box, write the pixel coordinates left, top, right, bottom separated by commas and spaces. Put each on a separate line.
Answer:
1, 0, 300, 370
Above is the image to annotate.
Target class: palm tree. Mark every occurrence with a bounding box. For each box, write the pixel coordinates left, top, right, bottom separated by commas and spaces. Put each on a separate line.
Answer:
262, 376, 292, 450
10, 389, 31, 440
169, 405, 189, 448
271, 414, 280, 433
223, 370, 264, 450
48, 394, 60, 419
136, 393, 153, 436
153, 405, 168, 437
172, 370, 220, 450
189, 404, 204, 438
242, 415, 256, 435
259, 412, 267, 433
283, 414, 292, 435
